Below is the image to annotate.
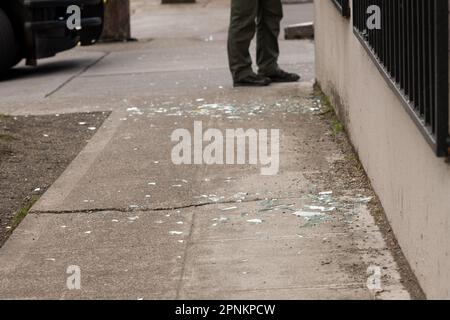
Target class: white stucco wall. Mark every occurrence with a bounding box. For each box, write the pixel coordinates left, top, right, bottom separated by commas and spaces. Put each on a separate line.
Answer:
315, 0, 450, 299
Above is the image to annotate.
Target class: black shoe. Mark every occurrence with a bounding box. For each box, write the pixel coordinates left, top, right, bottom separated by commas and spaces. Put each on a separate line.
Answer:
260, 69, 301, 83
233, 74, 272, 87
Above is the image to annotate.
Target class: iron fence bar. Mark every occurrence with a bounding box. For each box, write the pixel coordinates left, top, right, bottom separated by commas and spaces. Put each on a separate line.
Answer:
434, 0, 449, 155
352, 0, 449, 156
331, 0, 351, 18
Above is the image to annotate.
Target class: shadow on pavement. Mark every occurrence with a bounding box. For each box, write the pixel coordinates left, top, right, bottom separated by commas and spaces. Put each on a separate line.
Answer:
0, 59, 92, 82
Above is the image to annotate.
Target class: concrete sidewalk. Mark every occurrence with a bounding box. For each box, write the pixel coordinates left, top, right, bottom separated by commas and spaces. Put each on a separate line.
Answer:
0, 0, 410, 299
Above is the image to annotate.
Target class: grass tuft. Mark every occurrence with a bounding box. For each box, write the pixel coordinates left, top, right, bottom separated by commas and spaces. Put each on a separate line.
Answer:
312, 83, 345, 136
0, 133, 16, 141
8, 195, 40, 232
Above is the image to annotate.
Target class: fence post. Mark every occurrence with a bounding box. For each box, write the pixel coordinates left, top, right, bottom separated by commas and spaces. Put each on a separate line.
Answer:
101, 0, 131, 42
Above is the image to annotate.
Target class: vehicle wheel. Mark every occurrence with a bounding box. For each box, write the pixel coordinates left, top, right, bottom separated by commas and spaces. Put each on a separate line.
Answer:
0, 8, 19, 75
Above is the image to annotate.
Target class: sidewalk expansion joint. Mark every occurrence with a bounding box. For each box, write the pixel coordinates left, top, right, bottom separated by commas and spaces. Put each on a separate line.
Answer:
44, 51, 110, 98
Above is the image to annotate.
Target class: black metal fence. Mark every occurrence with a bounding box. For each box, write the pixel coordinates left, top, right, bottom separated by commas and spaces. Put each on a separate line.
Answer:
353, 0, 449, 156
332, 0, 350, 17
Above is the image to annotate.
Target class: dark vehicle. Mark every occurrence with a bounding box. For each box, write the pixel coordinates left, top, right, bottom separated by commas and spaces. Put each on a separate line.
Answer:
0, 0, 104, 74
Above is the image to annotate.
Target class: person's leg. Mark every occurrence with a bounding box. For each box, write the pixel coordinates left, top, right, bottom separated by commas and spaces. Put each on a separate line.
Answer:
256, 0, 283, 75
227, 0, 259, 82
256, 0, 300, 82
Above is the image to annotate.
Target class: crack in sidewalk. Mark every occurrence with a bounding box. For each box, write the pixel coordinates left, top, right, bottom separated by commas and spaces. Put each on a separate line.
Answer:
29, 196, 285, 215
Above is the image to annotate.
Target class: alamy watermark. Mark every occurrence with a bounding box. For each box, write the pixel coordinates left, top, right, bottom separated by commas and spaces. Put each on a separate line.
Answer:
66, 5, 81, 31
66, 265, 81, 290
366, 265, 383, 292
366, 5, 381, 30
171, 121, 280, 176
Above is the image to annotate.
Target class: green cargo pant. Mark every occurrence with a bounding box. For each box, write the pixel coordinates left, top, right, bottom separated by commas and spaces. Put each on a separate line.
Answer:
228, 0, 283, 82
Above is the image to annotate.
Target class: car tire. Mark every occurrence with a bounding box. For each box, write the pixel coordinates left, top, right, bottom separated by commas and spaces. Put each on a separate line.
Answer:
0, 8, 20, 75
